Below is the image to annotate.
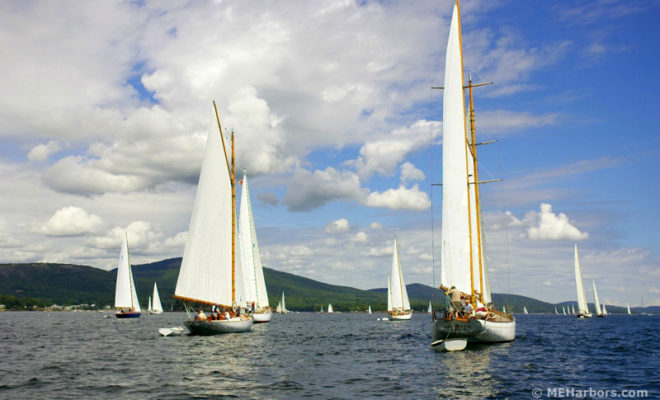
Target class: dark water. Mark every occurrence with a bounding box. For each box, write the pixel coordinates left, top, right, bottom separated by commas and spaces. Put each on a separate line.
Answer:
1, 312, 658, 399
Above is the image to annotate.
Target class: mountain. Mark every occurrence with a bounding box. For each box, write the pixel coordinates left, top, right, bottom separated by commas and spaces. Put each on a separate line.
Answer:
0, 259, 652, 314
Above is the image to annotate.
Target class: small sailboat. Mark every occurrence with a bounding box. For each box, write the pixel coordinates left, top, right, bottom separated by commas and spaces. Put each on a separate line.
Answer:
554, 306, 558, 315
571, 305, 576, 315
237, 170, 271, 323
387, 237, 412, 321
562, 306, 567, 316
523, 306, 528, 315
276, 302, 282, 313
149, 282, 163, 314
431, 0, 515, 344
592, 281, 603, 317
114, 233, 141, 318
320, 305, 324, 313
368, 305, 372, 314
327, 303, 334, 313
428, 301, 432, 314
276, 292, 288, 314
574, 244, 592, 318
173, 103, 253, 334
602, 304, 608, 316
627, 303, 632, 315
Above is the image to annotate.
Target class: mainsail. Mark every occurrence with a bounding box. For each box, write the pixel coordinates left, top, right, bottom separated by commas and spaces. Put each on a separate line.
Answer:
574, 244, 590, 315
114, 234, 140, 311
175, 128, 233, 306
238, 171, 269, 309
389, 237, 410, 311
152, 282, 163, 313
592, 281, 602, 316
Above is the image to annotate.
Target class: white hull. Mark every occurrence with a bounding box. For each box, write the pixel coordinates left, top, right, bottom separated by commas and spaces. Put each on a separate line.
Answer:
149, 309, 163, 315
388, 311, 412, 320
159, 326, 184, 336
577, 313, 593, 319
431, 338, 467, 352
253, 311, 272, 323
432, 317, 516, 343
184, 317, 254, 335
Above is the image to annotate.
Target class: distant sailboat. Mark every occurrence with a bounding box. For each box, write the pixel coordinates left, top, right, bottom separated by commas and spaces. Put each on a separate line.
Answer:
428, 301, 432, 314
320, 305, 324, 313
368, 305, 372, 314
574, 244, 592, 318
627, 303, 631, 315
114, 233, 141, 318
554, 306, 558, 315
149, 282, 163, 314
562, 306, 566, 316
387, 237, 412, 321
276, 292, 288, 314
602, 304, 608, 316
592, 281, 603, 317
431, 0, 515, 344
523, 306, 528, 315
173, 103, 253, 334
237, 170, 271, 323
571, 305, 576, 315
327, 303, 334, 313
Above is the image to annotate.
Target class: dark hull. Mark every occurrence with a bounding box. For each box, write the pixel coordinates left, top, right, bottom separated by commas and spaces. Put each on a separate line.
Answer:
115, 312, 141, 318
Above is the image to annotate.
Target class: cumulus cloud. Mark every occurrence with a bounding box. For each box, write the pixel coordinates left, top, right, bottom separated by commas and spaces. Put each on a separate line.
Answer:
364, 184, 430, 210
86, 220, 161, 251
283, 167, 365, 211
400, 161, 425, 183
362, 245, 391, 257
28, 140, 61, 162
369, 222, 383, 230
526, 203, 588, 241
350, 120, 440, 178
165, 231, 188, 248
351, 231, 368, 243
325, 218, 350, 234
37, 206, 103, 236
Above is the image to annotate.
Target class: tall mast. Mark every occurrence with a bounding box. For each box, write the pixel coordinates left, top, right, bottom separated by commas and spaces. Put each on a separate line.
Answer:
231, 131, 236, 303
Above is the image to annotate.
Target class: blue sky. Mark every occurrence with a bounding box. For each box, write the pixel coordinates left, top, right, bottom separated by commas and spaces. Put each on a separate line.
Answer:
0, 0, 658, 306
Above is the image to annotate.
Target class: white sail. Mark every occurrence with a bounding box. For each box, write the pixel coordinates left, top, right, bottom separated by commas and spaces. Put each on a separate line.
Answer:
328, 303, 333, 313
523, 306, 528, 314
562, 307, 566, 315
627, 303, 631, 315
555, 306, 558, 315
276, 302, 282, 313
571, 305, 576, 315
114, 233, 140, 311
152, 282, 163, 313
389, 237, 410, 311
592, 281, 602, 316
175, 129, 233, 306
602, 304, 608, 316
387, 275, 392, 311
368, 305, 372, 314
428, 301, 432, 314
574, 244, 590, 315
281, 292, 287, 312
148, 297, 151, 311
238, 171, 269, 309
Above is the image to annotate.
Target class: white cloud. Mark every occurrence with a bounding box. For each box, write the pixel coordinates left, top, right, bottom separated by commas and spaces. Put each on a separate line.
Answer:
37, 206, 103, 236
350, 120, 440, 178
400, 161, 425, 183
283, 167, 365, 211
28, 140, 61, 162
351, 231, 368, 243
364, 184, 430, 210
165, 231, 188, 248
369, 222, 383, 230
325, 218, 350, 234
362, 245, 391, 257
526, 203, 588, 241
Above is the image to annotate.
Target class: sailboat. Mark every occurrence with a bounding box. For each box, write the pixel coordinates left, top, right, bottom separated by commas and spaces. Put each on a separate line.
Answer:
114, 233, 141, 318
388, 237, 412, 320
554, 306, 558, 315
627, 303, 632, 315
602, 304, 608, 316
431, 0, 515, 344
428, 301, 433, 314
368, 305, 372, 314
562, 306, 566, 316
327, 303, 334, 313
173, 103, 253, 334
571, 305, 576, 315
149, 282, 163, 314
276, 292, 288, 314
320, 305, 324, 313
237, 170, 271, 323
523, 306, 528, 315
592, 281, 603, 317
574, 244, 592, 318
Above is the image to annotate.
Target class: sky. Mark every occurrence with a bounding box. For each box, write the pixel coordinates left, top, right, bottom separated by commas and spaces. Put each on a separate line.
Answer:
1, 0, 658, 307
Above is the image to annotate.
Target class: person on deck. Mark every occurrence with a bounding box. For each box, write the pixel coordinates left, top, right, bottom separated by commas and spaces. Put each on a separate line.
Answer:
446, 286, 462, 316
198, 310, 207, 321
